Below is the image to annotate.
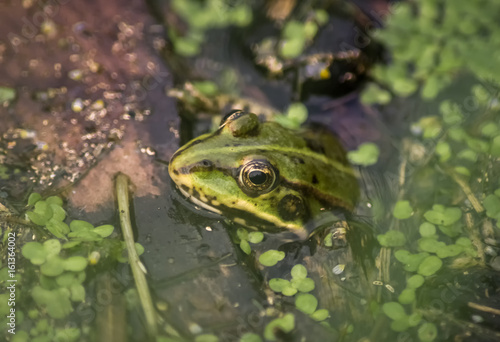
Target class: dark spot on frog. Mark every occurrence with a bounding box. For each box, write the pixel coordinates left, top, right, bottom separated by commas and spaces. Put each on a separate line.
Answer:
180, 184, 190, 193
312, 174, 318, 184
292, 157, 305, 164
201, 159, 213, 167
172, 169, 179, 175
278, 194, 307, 221
304, 138, 326, 155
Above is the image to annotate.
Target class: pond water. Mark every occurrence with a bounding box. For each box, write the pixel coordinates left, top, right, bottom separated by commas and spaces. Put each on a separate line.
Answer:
1, 1, 500, 342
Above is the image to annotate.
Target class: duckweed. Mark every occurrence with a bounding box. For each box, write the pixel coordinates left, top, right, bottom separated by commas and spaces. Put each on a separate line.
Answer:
347, 143, 380, 166
417, 256, 442, 277
273, 103, 308, 130
423, 205, 462, 226
263, 314, 295, 341
259, 250, 285, 267
295, 293, 318, 315
0, 86, 16, 103
239, 333, 262, 342
377, 230, 406, 247
269, 264, 315, 296
392, 200, 413, 219
236, 228, 264, 254
195, 334, 219, 342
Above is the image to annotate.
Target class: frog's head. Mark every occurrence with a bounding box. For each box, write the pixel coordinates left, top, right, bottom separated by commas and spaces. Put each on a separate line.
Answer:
169, 111, 358, 236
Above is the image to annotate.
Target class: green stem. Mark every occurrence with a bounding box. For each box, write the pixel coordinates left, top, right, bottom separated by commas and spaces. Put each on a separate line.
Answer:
115, 173, 158, 337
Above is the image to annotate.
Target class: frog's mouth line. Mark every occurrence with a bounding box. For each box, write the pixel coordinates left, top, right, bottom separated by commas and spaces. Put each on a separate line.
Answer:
177, 185, 223, 215
175, 183, 308, 238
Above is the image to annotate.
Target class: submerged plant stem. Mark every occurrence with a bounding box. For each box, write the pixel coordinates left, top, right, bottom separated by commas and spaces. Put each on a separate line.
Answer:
115, 173, 158, 337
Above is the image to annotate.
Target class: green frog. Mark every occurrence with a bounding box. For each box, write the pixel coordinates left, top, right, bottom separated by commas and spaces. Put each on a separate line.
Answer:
168, 110, 359, 238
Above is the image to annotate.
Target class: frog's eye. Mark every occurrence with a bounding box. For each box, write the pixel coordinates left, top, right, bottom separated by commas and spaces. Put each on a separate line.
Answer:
219, 110, 247, 127
238, 160, 278, 196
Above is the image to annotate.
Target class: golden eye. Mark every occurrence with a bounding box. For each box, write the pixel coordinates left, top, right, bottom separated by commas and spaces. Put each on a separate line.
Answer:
238, 160, 278, 196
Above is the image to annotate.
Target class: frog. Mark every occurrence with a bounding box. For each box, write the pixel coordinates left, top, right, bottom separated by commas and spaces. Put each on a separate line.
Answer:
168, 110, 359, 239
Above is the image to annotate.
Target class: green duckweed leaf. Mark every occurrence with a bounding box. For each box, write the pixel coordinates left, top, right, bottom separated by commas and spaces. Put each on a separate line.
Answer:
50, 204, 66, 222
454, 166, 470, 178
418, 238, 446, 253
291, 264, 307, 279
240, 240, 251, 255
280, 38, 305, 59
418, 255, 442, 276
248, 232, 264, 244
54, 328, 81, 342
419, 222, 436, 237
194, 334, 219, 342
63, 256, 88, 272
45, 196, 63, 207
314, 9, 329, 25
264, 314, 295, 341
269, 278, 290, 292
438, 222, 462, 237
436, 244, 464, 258
135, 243, 145, 256
56, 272, 86, 287
347, 143, 380, 166
28, 193, 42, 206
407, 274, 425, 288
418, 322, 438, 342
484, 194, 500, 219
466, 137, 489, 153
282, 286, 298, 296
43, 239, 61, 257
377, 231, 406, 247
398, 288, 416, 304
382, 302, 406, 321
393, 200, 413, 219
395, 251, 429, 272
236, 228, 249, 241
40, 256, 65, 277
287, 103, 308, 125
0, 86, 16, 103
392, 78, 418, 97
295, 293, 318, 315
490, 136, 500, 157
391, 317, 410, 332
481, 122, 500, 137
46, 219, 69, 239
291, 278, 315, 293
67, 230, 102, 242
69, 220, 94, 232
259, 250, 285, 267
34, 200, 53, 220
70, 284, 85, 302
455, 237, 472, 247
283, 21, 306, 40
424, 206, 462, 226
93, 224, 114, 238
408, 312, 422, 327
303, 21, 318, 40
22, 242, 47, 265
192, 81, 218, 96
435, 141, 451, 162
360, 83, 392, 105
32, 286, 73, 319
239, 333, 263, 342
62, 241, 82, 249
26, 211, 48, 226
310, 309, 329, 321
